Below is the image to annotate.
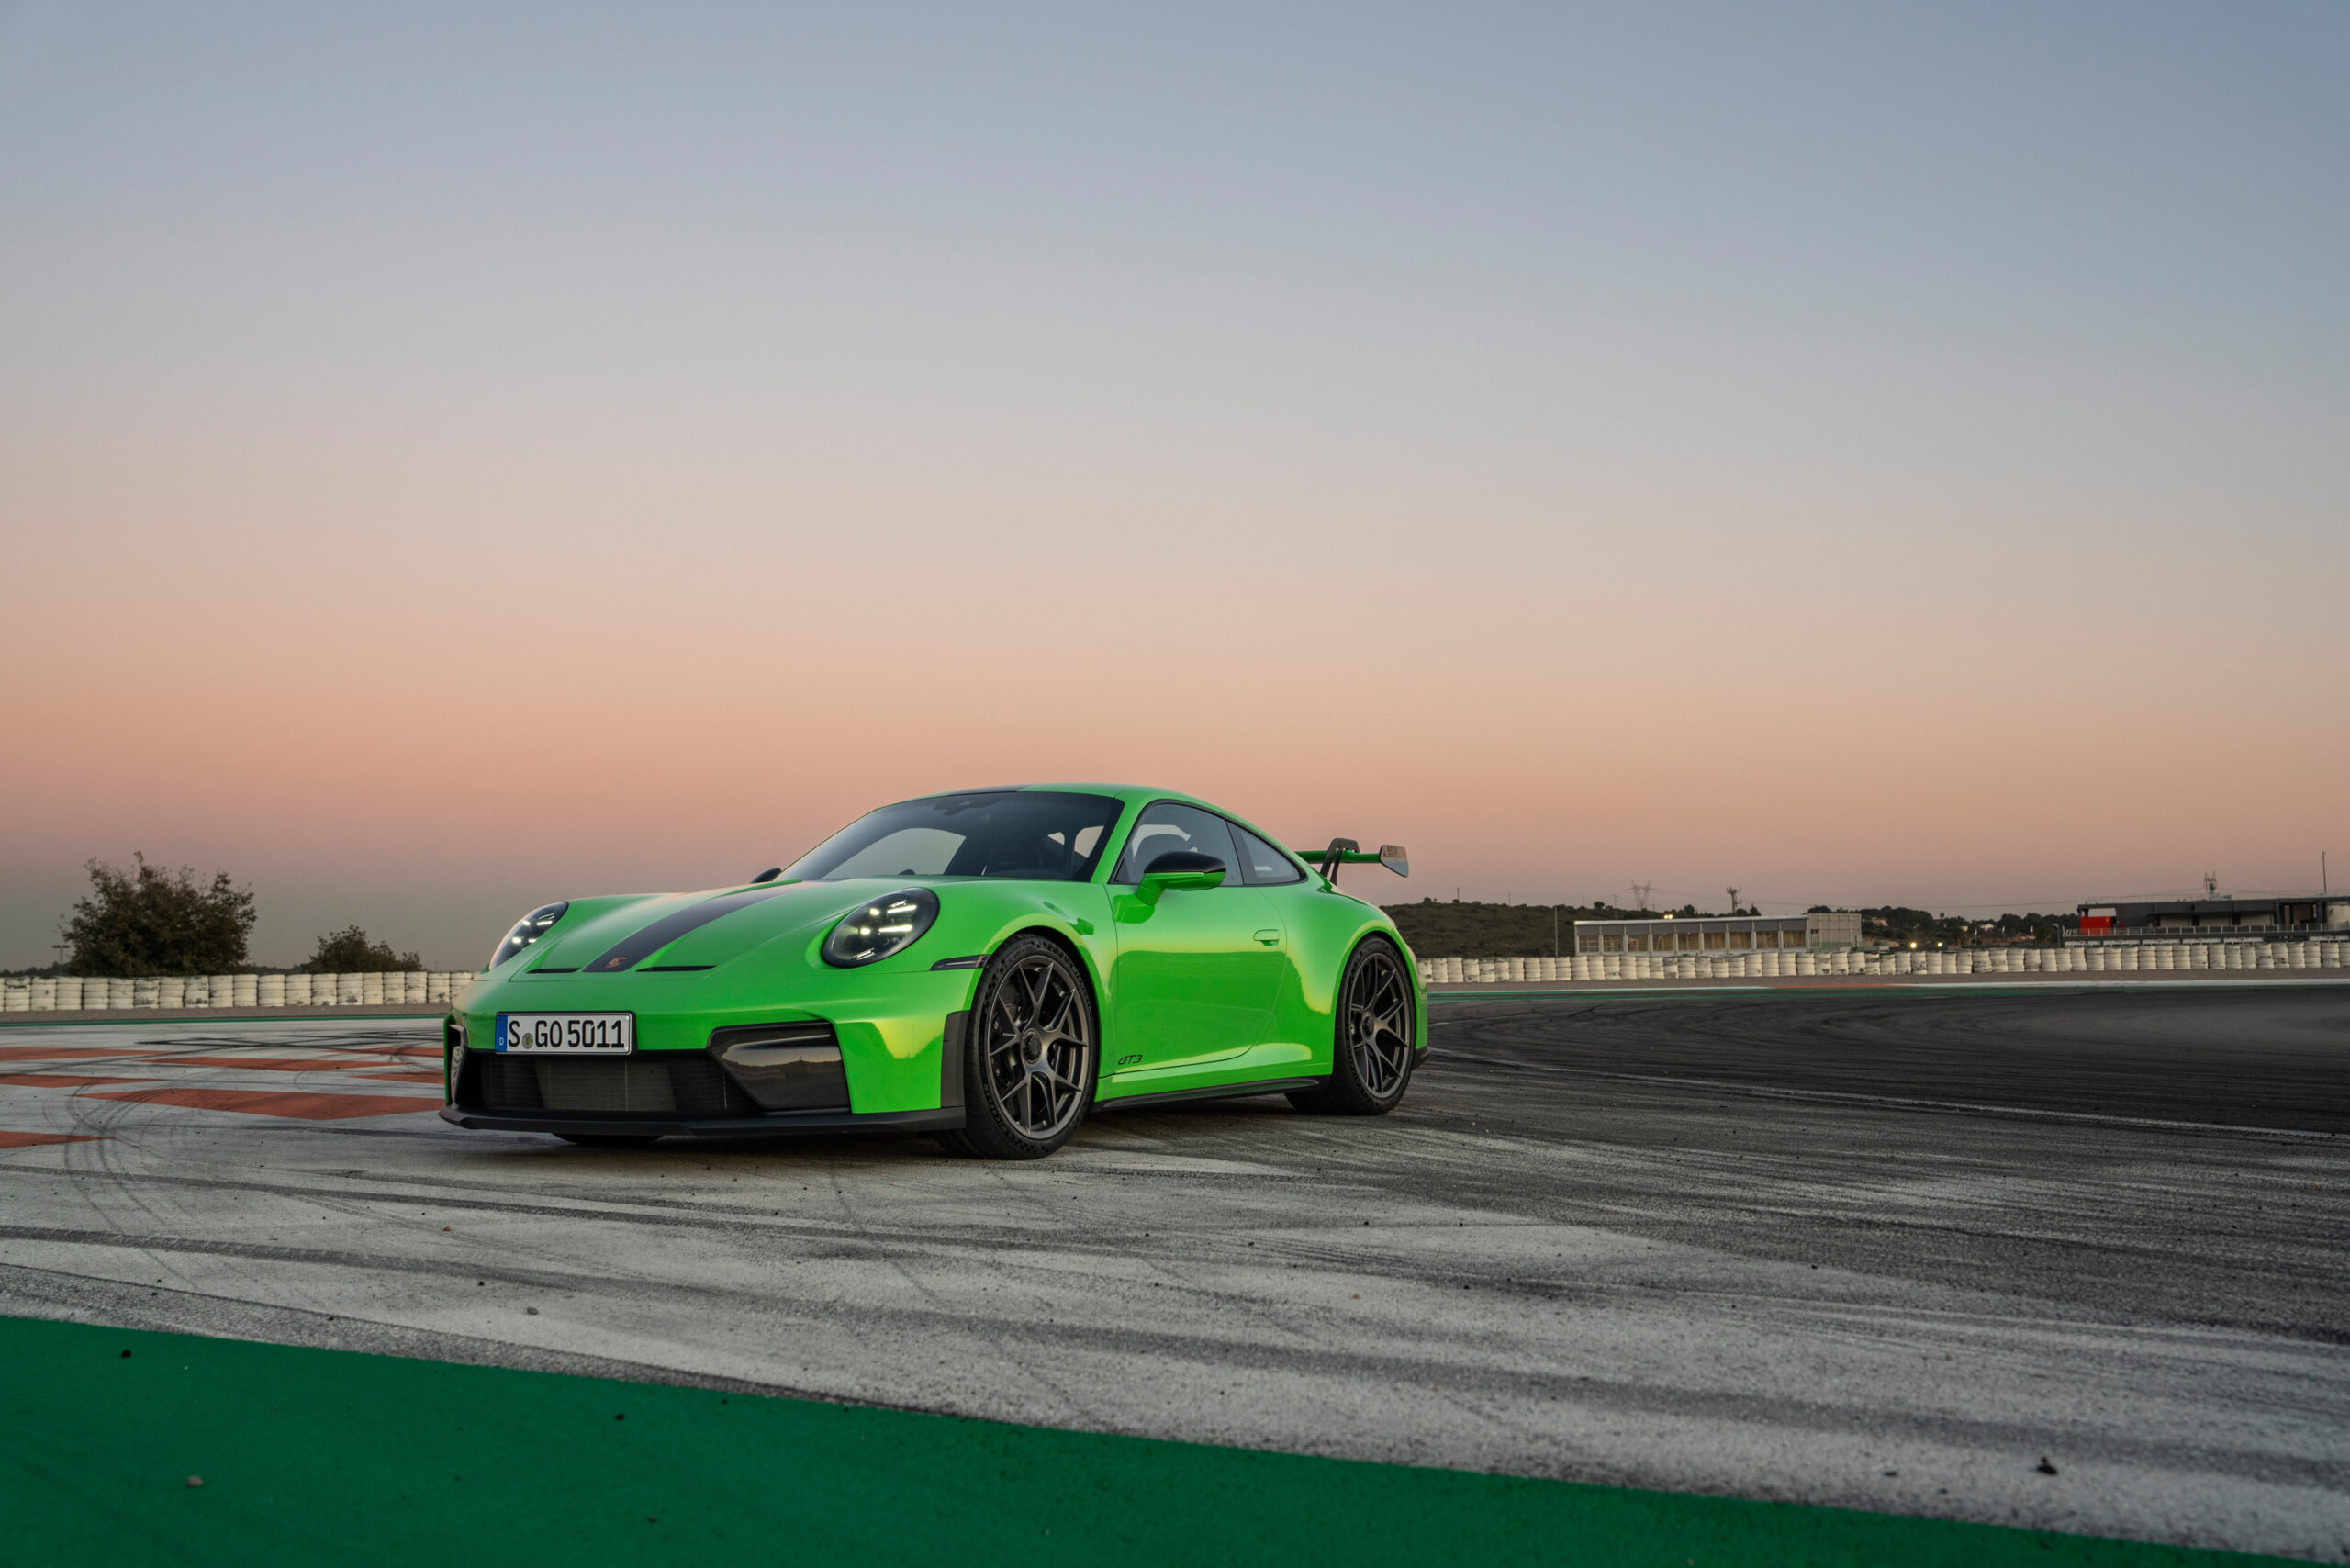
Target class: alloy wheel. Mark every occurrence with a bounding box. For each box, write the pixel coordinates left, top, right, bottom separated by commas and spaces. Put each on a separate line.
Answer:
1343, 946, 1414, 1100
979, 948, 1092, 1141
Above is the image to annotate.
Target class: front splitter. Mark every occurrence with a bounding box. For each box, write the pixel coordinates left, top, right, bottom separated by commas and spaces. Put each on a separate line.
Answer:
439, 1105, 965, 1138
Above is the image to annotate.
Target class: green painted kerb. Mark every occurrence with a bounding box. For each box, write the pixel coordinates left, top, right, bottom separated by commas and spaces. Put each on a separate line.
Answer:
0, 1316, 2276, 1567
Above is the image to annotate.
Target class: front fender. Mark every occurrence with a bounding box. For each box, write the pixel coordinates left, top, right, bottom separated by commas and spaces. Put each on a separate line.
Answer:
910, 882, 1117, 1014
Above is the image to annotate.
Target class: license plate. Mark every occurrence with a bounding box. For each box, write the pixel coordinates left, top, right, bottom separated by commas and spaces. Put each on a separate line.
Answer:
495, 1013, 634, 1054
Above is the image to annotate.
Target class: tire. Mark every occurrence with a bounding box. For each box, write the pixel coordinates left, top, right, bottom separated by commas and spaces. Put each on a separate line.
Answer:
1288, 936, 1416, 1116
555, 1134, 661, 1148
938, 935, 1099, 1159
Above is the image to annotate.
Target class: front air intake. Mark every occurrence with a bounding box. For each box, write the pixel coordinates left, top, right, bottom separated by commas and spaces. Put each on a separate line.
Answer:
466, 1051, 758, 1116
707, 1023, 850, 1112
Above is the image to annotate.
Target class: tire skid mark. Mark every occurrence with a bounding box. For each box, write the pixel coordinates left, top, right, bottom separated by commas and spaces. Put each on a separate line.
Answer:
1437, 1049, 2350, 1143
1, 1249, 2333, 1493
0, 1260, 865, 1409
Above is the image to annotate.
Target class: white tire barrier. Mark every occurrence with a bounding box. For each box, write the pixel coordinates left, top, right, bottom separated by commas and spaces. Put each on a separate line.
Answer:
1403, 937, 2344, 986
17, 936, 2344, 1008
8, 971, 479, 1012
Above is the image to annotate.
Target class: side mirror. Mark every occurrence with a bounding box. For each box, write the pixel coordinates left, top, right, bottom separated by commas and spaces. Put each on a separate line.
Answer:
1379, 845, 1408, 878
1138, 850, 1226, 904
750, 868, 783, 884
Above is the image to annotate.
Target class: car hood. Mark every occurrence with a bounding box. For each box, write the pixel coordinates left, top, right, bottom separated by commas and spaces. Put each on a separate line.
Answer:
519, 880, 890, 974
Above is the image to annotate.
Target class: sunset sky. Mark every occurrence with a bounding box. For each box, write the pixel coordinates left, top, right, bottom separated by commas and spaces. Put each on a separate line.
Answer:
4, 3, 2344, 969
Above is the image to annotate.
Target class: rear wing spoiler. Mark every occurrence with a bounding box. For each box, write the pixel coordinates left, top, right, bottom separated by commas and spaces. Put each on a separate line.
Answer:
1298, 838, 1408, 882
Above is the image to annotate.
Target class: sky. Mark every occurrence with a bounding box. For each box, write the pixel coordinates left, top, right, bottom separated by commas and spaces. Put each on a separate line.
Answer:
2, 2, 2344, 969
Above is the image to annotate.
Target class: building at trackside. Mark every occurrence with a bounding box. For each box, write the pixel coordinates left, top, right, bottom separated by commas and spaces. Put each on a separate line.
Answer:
1572, 912, 1863, 956
2076, 893, 2350, 939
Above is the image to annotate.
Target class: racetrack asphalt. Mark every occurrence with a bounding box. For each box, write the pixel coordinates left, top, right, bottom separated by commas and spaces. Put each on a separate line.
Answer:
1, 985, 2344, 1562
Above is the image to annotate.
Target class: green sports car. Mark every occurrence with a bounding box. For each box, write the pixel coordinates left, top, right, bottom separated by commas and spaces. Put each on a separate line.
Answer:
441, 785, 1423, 1159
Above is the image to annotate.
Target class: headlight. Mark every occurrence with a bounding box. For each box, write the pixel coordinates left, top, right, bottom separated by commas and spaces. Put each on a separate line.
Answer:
822, 888, 939, 968
490, 902, 569, 969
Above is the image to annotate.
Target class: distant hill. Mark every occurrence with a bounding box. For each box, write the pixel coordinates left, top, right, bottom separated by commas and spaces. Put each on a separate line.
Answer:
1380, 899, 2079, 956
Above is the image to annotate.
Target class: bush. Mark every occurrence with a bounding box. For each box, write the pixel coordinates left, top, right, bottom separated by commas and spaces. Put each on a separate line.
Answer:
62, 856, 256, 977
307, 926, 423, 973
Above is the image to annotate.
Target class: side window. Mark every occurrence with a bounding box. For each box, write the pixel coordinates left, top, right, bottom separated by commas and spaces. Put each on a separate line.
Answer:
1112, 802, 1241, 885
1231, 824, 1304, 886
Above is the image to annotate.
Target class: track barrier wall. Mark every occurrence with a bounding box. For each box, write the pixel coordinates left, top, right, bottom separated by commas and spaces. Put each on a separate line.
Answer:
1415, 938, 2349, 985
0, 971, 474, 1013
8, 943, 2347, 1008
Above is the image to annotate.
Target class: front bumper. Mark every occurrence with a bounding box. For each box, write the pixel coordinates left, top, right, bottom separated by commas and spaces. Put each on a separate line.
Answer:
443, 1018, 970, 1139
452, 965, 979, 1116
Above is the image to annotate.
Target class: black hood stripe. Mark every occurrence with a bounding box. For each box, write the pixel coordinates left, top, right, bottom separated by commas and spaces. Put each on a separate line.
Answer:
580, 887, 797, 974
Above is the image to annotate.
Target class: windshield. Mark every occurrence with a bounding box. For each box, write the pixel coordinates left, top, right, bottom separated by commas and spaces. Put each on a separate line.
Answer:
782, 791, 1125, 883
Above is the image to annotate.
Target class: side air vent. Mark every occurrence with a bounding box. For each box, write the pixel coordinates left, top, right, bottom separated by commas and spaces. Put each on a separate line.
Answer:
708, 1023, 849, 1112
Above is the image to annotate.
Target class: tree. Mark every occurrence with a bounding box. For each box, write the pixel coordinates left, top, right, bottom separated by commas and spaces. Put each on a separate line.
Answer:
306, 926, 422, 973
62, 855, 256, 977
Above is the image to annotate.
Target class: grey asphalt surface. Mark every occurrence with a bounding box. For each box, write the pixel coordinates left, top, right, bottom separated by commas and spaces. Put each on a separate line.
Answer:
1, 985, 2344, 1561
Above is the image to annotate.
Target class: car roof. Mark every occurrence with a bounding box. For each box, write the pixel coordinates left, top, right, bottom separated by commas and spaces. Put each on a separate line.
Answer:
903, 783, 1207, 807
900, 784, 1292, 852
1016, 782, 1196, 803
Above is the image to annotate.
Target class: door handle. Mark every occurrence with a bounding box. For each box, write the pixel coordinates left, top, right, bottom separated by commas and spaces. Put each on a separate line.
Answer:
1253, 929, 1281, 947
